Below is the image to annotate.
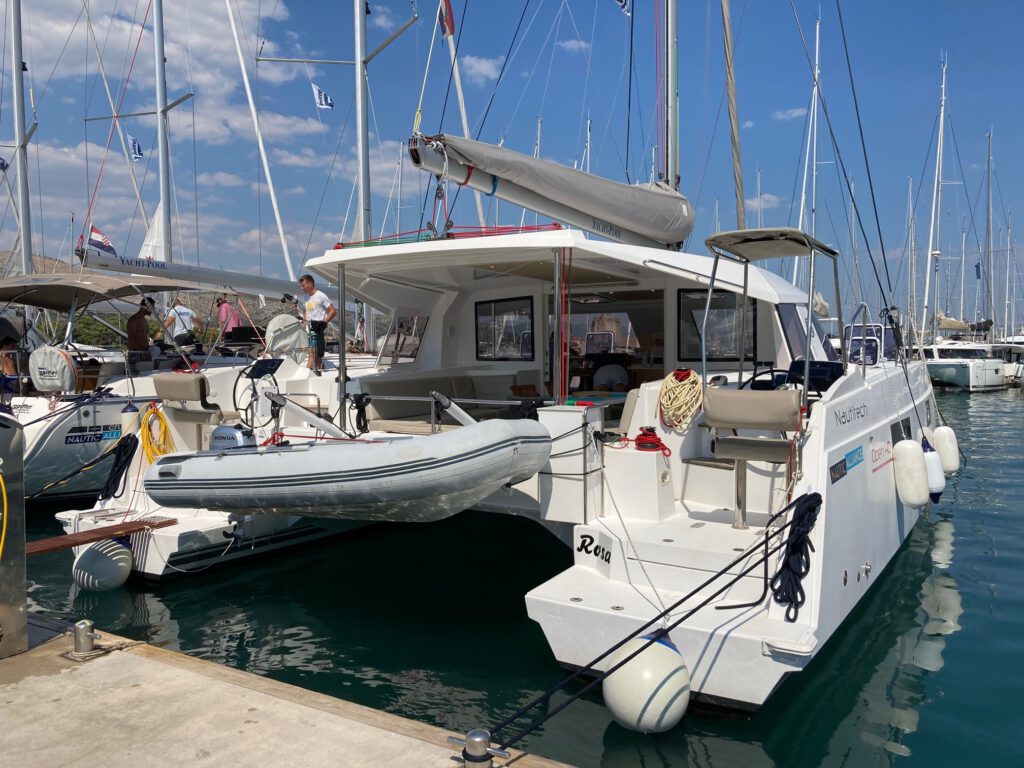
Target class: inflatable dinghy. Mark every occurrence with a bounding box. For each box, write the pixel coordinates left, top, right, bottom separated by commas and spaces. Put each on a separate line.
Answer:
144, 419, 551, 522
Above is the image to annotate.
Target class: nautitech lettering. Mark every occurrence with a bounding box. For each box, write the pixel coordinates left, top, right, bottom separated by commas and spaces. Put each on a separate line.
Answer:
65, 424, 122, 444
577, 533, 612, 564
834, 403, 868, 428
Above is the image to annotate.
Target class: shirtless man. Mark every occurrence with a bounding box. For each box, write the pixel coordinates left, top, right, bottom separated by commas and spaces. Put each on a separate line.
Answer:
127, 297, 155, 361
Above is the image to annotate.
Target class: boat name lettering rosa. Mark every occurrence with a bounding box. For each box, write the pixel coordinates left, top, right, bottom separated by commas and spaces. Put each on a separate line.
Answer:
577, 534, 612, 564
834, 403, 868, 428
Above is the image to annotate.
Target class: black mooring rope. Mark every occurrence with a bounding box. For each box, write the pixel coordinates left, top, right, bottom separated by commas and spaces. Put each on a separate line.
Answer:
769, 491, 822, 622
99, 433, 140, 501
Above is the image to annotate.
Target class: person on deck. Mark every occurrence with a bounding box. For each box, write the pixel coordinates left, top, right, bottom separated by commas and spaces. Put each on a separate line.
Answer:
165, 298, 202, 346
299, 273, 336, 374
216, 296, 243, 335
127, 297, 155, 361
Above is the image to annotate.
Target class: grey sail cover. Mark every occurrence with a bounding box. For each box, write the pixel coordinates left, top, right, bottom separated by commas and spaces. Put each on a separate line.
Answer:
433, 134, 694, 245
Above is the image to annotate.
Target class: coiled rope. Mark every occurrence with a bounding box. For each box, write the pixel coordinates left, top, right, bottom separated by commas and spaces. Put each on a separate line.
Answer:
658, 368, 703, 431
769, 491, 822, 622
141, 404, 174, 463
99, 434, 139, 500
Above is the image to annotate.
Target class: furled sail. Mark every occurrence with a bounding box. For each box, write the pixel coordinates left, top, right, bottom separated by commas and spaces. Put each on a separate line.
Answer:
935, 310, 970, 332
409, 134, 695, 248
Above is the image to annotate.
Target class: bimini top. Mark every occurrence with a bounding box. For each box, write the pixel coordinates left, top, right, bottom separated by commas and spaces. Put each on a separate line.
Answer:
0, 272, 214, 312
308, 228, 808, 307
705, 227, 838, 262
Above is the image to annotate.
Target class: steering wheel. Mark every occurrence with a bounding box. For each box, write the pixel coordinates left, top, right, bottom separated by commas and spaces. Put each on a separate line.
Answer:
233, 365, 279, 429
783, 371, 823, 400
739, 368, 792, 390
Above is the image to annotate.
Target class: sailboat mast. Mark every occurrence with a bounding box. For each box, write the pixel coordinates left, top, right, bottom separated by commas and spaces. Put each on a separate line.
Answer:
10, 0, 32, 275
720, 0, 744, 227
353, 0, 371, 242
920, 59, 946, 343
665, 0, 679, 190
793, 16, 820, 285
959, 221, 966, 321
986, 131, 995, 340
1004, 215, 1012, 338
153, 0, 172, 264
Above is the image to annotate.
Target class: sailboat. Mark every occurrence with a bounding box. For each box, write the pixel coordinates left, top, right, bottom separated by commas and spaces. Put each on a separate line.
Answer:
143, 1, 962, 723
913, 63, 1015, 392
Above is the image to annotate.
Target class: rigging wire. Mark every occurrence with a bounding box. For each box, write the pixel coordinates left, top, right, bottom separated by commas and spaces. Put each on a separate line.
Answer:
623, 0, 636, 182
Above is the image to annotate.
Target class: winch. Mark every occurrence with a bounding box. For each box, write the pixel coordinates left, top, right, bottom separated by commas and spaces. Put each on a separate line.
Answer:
210, 424, 256, 451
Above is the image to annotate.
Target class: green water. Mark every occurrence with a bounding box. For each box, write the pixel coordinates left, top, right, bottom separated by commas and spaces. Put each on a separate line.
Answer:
24, 390, 1023, 766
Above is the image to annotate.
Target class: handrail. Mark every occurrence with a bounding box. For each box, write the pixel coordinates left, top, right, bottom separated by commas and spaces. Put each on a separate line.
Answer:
848, 302, 871, 379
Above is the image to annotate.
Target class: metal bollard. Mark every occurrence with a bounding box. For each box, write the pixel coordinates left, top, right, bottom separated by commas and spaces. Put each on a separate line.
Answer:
73, 619, 99, 655
447, 728, 510, 767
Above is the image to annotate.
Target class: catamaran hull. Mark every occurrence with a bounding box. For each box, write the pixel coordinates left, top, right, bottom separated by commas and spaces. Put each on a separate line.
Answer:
925, 359, 1006, 392
144, 420, 552, 522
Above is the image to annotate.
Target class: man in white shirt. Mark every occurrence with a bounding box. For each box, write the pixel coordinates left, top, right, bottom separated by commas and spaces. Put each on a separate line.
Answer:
164, 298, 202, 346
299, 274, 337, 374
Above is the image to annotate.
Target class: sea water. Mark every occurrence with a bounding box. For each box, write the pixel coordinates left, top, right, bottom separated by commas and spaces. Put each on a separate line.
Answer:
24, 389, 1023, 766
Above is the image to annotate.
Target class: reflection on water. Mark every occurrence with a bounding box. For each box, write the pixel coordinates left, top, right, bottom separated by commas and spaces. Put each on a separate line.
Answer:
27, 388, 1024, 766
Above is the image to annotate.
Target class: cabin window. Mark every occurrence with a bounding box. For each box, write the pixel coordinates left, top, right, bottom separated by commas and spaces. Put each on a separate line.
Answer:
781, 303, 840, 361
476, 296, 534, 361
677, 290, 755, 362
379, 315, 428, 363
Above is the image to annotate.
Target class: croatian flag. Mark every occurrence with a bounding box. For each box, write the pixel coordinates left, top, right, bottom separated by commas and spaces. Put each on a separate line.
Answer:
614, 0, 631, 16
438, 0, 456, 37
88, 225, 117, 257
128, 134, 144, 162
312, 83, 334, 110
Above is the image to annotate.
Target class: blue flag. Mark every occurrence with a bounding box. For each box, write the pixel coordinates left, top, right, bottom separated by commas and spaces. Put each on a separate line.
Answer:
0, 157, 8, 172
311, 83, 334, 110
614, 0, 631, 15
128, 135, 144, 162
975, 262, 981, 280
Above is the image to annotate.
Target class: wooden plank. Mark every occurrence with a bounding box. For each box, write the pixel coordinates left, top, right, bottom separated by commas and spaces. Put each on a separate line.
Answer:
26, 517, 178, 557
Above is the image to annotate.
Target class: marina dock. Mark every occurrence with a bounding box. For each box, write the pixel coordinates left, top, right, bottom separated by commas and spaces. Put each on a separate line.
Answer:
0, 618, 569, 768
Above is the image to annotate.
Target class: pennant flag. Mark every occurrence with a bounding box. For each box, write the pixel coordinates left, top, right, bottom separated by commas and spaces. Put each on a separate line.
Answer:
0, 157, 8, 173
438, 0, 456, 38
975, 262, 982, 280
128, 135, 144, 162
88, 225, 117, 257
311, 83, 335, 110
614, 0, 631, 16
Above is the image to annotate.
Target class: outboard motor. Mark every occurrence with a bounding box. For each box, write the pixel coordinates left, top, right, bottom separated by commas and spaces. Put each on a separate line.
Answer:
210, 424, 257, 451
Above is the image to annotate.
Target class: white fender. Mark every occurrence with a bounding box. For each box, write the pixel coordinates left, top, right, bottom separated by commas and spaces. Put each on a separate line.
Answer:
922, 438, 946, 502
932, 425, 960, 475
603, 634, 691, 733
72, 539, 133, 591
893, 439, 929, 509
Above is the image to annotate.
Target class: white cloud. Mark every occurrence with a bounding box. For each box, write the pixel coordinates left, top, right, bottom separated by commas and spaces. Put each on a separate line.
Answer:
196, 172, 248, 188
744, 192, 783, 211
271, 147, 324, 168
369, 5, 398, 32
556, 39, 591, 54
461, 55, 504, 86
772, 107, 807, 121
742, 119, 754, 130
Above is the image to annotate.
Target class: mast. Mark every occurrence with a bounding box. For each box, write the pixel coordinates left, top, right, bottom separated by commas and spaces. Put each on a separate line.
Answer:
986, 131, 995, 341
905, 176, 916, 340
353, 0, 371, 242
10, 0, 32, 275
720, 0, 744, 227
959, 220, 966, 321
920, 58, 946, 343
665, 0, 679, 190
1004, 215, 1012, 338
153, 0, 172, 264
793, 15, 820, 285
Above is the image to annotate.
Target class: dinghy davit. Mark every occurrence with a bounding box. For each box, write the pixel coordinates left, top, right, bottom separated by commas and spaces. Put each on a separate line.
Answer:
144, 419, 551, 522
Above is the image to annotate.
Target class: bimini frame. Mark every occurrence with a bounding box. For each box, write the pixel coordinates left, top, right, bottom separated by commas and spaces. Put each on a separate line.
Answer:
702, 227, 844, 408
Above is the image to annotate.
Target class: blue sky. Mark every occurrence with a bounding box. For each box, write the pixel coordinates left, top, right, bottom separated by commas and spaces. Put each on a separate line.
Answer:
2, 0, 1022, 316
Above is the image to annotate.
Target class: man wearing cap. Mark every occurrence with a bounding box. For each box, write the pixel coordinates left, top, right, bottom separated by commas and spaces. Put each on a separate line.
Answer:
127, 297, 155, 361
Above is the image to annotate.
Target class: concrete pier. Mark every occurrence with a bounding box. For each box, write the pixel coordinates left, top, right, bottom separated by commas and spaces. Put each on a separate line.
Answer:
0, 619, 570, 768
